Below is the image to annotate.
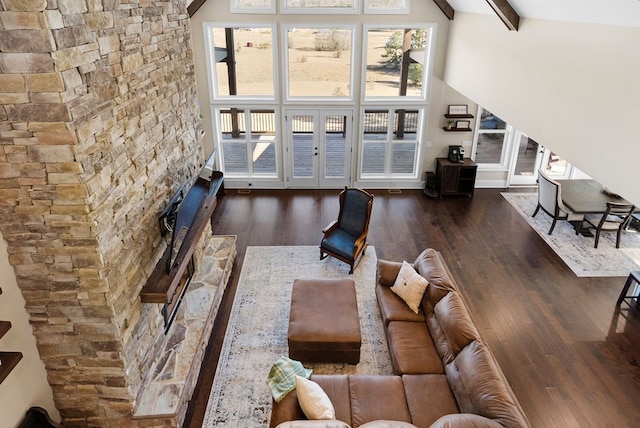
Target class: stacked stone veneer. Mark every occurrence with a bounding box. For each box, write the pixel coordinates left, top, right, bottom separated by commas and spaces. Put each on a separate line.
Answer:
0, 1, 207, 425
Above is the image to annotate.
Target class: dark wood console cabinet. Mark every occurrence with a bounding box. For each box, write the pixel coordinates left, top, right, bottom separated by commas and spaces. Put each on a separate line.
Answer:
435, 157, 477, 197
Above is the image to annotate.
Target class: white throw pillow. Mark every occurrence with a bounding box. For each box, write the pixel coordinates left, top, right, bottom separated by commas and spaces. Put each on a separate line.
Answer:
390, 261, 429, 314
295, 375, 336, 420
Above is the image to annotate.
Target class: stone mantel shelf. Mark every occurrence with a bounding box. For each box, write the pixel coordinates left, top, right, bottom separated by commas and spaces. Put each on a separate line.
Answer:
140, 172, 224, 304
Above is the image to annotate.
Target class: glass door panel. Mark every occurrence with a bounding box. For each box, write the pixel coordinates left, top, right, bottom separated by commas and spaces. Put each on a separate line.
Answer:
290, 114, 317, 186
249, 110, 277, 175
321, 113, 351, 187
508, 133, 543, 186
287, 109, 352, 188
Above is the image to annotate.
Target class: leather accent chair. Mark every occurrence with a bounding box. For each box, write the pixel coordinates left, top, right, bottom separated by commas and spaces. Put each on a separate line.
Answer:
532, 169, 583, 234
320, 187, 373, 274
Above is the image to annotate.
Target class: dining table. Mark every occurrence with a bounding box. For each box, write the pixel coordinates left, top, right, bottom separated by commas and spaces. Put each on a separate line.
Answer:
556, 179, 632, 214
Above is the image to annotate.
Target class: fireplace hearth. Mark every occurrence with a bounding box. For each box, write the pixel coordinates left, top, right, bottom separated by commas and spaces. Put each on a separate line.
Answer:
133, 235, 236, 426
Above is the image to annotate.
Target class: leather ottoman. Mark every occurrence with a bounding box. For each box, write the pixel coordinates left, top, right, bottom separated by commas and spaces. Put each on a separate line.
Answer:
288, 278, 361, 364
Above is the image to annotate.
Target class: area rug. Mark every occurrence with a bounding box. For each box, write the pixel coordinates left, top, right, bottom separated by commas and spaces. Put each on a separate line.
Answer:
502, 192, 640, 277
203, 246, 392, 427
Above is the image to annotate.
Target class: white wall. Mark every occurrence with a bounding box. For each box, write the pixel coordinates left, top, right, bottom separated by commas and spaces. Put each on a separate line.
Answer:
444, 13, 640, 205
0, 233, 59, 427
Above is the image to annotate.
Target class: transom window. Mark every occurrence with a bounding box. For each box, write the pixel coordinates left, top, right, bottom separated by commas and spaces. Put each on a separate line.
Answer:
364, 0, 408, 14
231, 0, 275, 13
231, 0, 408, 14
283, 0, 357, 14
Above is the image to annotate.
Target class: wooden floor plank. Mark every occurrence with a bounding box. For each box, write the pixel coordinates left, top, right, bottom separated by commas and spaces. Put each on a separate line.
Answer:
183, 188, 640, 428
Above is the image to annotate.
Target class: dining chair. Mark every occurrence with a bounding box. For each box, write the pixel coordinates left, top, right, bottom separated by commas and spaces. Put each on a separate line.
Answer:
576, 202, 636, 248
532, 169, 583, 235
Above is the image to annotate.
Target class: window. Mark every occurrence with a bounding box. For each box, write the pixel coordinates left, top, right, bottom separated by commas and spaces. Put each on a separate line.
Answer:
473, 107, 509, 166
284, 26, 355, 100
205, 24, 277, 99
361, 108, 421, 177
282, 0, 357, 14
363, 26, 432, 100
218, 108, 279, 176
203, 14, 435, 187
358, 25, 433, 181
231, 0, 276, 13
364, 0, 408, 14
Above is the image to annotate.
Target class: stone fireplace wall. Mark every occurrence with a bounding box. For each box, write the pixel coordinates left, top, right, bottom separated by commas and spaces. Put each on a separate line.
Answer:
0, 0, 204, 425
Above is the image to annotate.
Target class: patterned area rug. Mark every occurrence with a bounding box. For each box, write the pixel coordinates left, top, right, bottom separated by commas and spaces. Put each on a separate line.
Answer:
203, 246, 392, 427
502, 192, 640, 277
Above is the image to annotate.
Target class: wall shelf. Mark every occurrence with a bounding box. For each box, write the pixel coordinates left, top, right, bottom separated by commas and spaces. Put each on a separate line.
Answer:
444, 110, 474, 132
0, 321, 11, 340
443, 127, 472, 132
0, 352, 23, 384
444, 113, 474, 119
1, 285, 22, 384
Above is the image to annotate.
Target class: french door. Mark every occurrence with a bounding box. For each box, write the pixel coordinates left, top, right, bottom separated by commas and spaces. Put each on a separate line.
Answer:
285, 109, 353, 188
508, 131, 544, 186
507, 132, 579, 186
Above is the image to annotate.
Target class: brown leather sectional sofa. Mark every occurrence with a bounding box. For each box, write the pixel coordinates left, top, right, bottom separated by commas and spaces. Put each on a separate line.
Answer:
270, 249, 531, 428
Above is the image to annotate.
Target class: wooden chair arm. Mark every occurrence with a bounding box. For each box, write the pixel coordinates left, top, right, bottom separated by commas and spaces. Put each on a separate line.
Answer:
322, 220, 338, 234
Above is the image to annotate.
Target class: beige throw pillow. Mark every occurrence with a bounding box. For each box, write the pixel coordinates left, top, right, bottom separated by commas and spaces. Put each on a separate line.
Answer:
295, 375, 336, 420
390, 261, 429, 314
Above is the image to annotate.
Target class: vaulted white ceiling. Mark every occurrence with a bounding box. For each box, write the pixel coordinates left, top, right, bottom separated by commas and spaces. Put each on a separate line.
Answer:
447, 0, 640, 28
187, 1, 640, 28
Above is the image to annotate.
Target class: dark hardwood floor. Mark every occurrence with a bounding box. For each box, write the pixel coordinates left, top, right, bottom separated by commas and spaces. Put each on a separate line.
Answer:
183, 188, 640, 428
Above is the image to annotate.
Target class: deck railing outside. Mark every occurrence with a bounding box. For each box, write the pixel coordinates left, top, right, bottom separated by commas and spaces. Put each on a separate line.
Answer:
219, 109, 418, 176
219, 109, 418, 135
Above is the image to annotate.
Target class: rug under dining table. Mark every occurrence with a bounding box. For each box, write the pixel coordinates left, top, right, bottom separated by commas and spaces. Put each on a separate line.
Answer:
502, 192, 640, 277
